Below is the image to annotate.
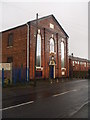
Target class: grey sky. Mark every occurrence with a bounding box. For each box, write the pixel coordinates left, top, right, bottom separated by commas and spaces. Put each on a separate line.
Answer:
1, 2, 88, 59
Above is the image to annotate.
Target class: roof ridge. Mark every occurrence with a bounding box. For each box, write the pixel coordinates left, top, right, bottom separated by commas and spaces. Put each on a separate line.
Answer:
2, 14, 54, 33
2, 14, 69, 38
29, 14, 69, 37
69, 55, 88, 60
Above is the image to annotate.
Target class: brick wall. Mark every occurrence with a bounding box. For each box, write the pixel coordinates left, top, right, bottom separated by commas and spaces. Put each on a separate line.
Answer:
2, 15, 69, 80
29, 16, 69, 79
2, 25, 27, 68
69, 57, 88, 78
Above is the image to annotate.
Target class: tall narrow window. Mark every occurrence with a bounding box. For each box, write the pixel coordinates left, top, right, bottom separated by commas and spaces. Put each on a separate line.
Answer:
50, 38, 54, 53
61, 41, 64, 68
8, 33, 13, 46
36, 33, 41, 67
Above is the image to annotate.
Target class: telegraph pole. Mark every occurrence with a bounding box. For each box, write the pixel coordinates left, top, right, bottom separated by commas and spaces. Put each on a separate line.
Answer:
34, 13, 38, 86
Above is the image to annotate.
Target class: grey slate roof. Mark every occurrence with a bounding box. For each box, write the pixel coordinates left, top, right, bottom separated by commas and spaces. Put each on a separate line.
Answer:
69, 55, 88, 62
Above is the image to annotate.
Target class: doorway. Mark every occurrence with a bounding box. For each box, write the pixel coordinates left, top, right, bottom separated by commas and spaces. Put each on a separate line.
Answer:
50, 65, 54, 78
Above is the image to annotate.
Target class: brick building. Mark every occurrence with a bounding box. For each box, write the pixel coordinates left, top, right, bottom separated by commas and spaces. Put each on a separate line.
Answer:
69, 55, 88, 78
88, 60, 90, 78
2, 14, 69, 81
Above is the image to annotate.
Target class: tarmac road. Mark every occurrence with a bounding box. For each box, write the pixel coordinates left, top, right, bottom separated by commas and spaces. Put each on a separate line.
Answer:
71, 103, 88, 118
2, 79, 88, 118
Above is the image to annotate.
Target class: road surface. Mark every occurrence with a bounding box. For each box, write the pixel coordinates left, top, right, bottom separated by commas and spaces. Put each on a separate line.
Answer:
2, 79, 89, 118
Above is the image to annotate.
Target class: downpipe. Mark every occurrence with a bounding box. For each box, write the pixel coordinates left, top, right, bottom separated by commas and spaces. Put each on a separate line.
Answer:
26, 23, 29, 82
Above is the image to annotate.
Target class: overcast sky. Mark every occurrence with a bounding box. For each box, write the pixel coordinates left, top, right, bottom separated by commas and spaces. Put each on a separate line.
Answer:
0, 1, 88, 59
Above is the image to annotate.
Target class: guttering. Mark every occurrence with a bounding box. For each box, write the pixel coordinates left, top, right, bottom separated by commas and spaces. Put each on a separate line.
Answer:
26, 23, 29, 81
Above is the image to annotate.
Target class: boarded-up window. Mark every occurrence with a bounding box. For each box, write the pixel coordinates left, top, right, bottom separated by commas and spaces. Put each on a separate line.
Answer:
7, 57, 13, 63
8, 33, 13, 46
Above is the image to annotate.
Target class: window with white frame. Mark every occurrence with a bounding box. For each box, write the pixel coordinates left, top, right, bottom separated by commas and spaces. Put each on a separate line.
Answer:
61, 41, 64, 68
75, 61, 77, 64
84, 62, 86, 67
36, 33, 41, 67
50, 38, 54, 53
73, 61, 75, 66
80, 62, 82, 65
50, 23, 54, 29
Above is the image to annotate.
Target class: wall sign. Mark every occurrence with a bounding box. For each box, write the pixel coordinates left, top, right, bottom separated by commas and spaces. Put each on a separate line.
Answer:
0, 63, 12, 70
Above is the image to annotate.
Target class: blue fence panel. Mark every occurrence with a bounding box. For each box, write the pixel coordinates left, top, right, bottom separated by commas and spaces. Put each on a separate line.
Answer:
24, 68, 27, 82
18, 67, 26, 83
12, 67, 30, 85
25, 68, 29, 82
28, 68, 30, 82
18, 68, 21, 82
14, 68, 17, 84
25, 68, 27, 81
12, 68, 14, 84
1, 67, 30, 86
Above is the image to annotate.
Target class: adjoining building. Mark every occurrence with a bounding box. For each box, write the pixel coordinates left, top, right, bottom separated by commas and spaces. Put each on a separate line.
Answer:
2, 14, 69, 81
88, 60, 90, 78
69, 55, 89, 78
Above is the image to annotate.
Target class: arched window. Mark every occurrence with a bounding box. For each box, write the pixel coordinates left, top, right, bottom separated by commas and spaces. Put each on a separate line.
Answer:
61, 41, 64, 68
50, 38, 54, 53
36, 33, 41, 67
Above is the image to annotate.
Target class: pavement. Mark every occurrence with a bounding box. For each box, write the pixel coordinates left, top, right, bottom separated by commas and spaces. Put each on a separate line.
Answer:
2, 78, 79, 99
71, 103, 88, 118
2, 78, 89, 118
2, 78, 72, 101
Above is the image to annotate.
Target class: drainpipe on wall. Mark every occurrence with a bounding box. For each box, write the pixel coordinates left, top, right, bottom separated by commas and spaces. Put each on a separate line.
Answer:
34, 13, 38, 78
26, 23, 29, 82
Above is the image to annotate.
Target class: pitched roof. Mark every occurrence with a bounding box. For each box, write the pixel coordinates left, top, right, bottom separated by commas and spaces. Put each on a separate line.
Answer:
2, 14, 69, 38
69, 55, 88, 62
28, 14, 69, 38
2, 24, 26, 33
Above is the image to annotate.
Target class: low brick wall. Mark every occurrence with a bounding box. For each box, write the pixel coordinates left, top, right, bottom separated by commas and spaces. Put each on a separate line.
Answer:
73, 71, 88, 78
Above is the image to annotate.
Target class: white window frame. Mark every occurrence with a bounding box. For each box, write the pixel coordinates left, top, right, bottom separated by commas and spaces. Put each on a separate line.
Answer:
36, 33, 41, 67
73, 61, 75, 66
50, 23, 54, 29
61, 41, 65, 68
50, 38, 54, 53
